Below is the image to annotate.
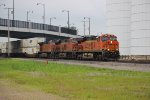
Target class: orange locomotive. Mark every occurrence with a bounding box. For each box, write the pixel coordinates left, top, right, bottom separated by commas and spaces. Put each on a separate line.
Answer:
38, 34, 120, 60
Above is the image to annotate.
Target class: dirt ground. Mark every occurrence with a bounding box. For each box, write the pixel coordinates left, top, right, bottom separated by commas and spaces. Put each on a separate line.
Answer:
0, 80, 66, 100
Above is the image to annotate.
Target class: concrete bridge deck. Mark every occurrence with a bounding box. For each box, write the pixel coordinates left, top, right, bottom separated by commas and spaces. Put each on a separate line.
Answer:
0, 18, 80, 40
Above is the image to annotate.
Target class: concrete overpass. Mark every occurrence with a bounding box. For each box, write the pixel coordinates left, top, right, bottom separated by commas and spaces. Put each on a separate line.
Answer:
0, 18, 80, 40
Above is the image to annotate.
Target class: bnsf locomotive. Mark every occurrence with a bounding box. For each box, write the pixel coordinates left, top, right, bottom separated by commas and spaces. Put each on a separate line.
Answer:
38, 34, 120, 60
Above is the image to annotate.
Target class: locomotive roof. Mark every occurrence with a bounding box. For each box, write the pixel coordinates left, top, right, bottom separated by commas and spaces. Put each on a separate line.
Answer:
101, 34, 117, 37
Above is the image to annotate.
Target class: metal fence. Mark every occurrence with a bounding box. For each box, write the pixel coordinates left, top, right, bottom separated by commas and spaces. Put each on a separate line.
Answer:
61, 27, 77, 35
0, 18, 77, 35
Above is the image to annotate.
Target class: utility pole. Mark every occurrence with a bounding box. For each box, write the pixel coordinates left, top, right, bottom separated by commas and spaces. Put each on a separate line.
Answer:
37, 3, 45, 24
68, 11, 70, 34
27, 11, 33, 28
84, 17, 91, 35
50, 17, 56, 30
4, 8, 13, 57
27, 11, 33, 22
12, 0, 15, 27
27, 11, 29, 22
84, 21, 85, 36
81, 20, 88, 36
43, 4, 45, 24
62, 10, 70, 35
89, 18, 91, 35
37, 3, 45, 29
13, 0, 14, 20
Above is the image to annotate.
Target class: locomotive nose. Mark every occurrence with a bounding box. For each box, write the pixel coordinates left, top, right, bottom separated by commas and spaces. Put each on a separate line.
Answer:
107, 41, 113, 44
107, 41, 119, 51
111, 41, 113, 44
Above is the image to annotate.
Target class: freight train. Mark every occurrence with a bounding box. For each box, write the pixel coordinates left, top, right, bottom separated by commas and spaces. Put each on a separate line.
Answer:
0, 34, 120, 61
0, 37, 45, 57
38, 34, 120, 60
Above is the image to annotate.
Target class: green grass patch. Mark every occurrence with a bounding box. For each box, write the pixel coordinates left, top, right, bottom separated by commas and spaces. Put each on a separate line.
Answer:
0, 58, 150, 100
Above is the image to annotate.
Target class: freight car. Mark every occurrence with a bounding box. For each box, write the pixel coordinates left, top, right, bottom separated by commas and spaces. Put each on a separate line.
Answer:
38, 34, 120, 60
0, 38, 45, 57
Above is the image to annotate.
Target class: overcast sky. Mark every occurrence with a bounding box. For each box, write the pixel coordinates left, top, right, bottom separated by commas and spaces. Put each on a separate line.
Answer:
0, 0, 106, 42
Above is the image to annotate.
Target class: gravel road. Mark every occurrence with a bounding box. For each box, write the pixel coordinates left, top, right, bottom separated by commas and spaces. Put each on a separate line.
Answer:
22, 58, 150, 72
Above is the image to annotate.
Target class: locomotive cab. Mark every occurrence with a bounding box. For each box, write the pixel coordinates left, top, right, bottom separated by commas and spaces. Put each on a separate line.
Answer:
99, 34, 120, 59
100, 34, 119, 51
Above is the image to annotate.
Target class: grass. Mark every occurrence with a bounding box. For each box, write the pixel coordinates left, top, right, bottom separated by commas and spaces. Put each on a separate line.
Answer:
0, 58, 150, 100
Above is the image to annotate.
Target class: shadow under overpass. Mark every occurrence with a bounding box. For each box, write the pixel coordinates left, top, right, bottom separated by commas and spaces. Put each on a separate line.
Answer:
0, 30, 68, 41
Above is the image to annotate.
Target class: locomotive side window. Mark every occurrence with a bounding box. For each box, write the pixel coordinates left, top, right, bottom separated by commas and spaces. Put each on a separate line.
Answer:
110, 37, 117, 41
101, 36, 117, 41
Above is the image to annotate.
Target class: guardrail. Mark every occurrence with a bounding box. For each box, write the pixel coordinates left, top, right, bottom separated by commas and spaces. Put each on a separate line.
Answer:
0, 18, 77, 35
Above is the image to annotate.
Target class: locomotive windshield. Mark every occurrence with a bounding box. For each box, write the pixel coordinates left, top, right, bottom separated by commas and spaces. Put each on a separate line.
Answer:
101, 36, 117, 42
110, 37, 117, 41
102, 37, 109, 41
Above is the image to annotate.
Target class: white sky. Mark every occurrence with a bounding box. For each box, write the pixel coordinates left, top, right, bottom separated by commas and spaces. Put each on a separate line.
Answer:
0, 0, 106, 42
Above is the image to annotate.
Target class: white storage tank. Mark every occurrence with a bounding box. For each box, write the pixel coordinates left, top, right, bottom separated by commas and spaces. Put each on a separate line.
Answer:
106, 0, 131, 55
131, 0, 150, 55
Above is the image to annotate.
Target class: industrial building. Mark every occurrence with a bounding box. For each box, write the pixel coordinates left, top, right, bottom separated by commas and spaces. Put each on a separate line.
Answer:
106, 0, 150, 56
